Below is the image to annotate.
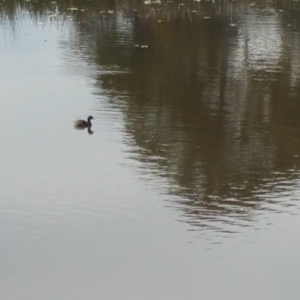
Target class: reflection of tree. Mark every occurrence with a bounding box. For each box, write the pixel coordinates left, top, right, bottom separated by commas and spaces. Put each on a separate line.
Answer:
85, 5, 300, 232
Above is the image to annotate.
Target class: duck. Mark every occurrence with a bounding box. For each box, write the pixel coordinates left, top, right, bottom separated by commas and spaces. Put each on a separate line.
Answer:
74, 116, 94, 129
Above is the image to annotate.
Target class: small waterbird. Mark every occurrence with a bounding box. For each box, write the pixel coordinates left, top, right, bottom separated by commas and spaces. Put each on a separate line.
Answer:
74, 116, 94, 129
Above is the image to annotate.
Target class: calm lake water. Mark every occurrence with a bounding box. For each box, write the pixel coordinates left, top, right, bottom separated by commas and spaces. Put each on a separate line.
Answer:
1, 0, 300, 299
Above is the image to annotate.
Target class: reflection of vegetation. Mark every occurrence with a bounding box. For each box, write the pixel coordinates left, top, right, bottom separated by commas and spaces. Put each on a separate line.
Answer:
1, 0, 300, 23
87, 2, 300, 232
2, 0, 300, 232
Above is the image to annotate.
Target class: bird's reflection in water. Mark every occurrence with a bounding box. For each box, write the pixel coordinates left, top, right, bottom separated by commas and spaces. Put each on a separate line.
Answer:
87, 127, 94, 135
74, 116, 94, 135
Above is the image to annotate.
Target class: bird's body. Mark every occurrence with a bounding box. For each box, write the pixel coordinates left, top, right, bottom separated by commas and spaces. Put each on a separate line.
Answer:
74, 116, 94, 129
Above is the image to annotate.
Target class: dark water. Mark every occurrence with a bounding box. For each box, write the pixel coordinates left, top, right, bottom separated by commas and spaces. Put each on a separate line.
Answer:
1, 0, 300, 299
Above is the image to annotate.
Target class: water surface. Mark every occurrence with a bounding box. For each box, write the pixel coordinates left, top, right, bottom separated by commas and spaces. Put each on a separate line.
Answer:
1, 1, 300, 299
